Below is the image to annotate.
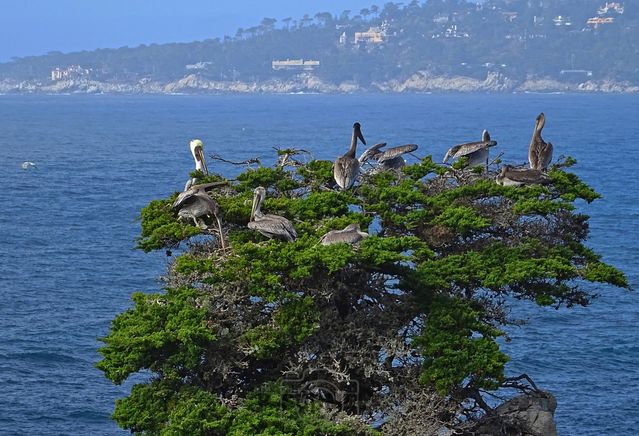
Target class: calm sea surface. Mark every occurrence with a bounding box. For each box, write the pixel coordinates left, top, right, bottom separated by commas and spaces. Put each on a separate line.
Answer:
0, 94, 637, 435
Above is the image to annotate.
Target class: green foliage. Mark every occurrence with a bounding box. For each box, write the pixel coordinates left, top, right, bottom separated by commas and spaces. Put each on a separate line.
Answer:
431, 206, 491, 234
236, 166, 301, 193
113, 381, 231, 435
229, 383, 371, 435
297, 160, 335, 187
549, 169, 601, 203
137, 197, 201, 252
100, 155, 628, 434
242, 296, 320, 358
416, 297, 509, 394
189, 170, 227, 185
583, 261, 629, 288
97, 287, 214, 384
113, 381, 364, 436
401, 156, 438, 180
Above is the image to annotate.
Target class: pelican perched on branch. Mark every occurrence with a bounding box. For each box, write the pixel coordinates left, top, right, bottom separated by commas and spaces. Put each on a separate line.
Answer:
528, 113, 553, 171
495, 165, 550, 186
443, 130, 497, 168
333, 122, 366, 190
185, 139, 209, 190
248, 186, 297, 242
359, 143, 418, 170
172, 182, 226, 249
319, 224, 369, 246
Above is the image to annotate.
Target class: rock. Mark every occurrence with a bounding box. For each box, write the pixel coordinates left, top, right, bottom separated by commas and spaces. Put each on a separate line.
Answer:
517, 77, 575, 93
0, 72, 637, 94
473, 390, 557, 436
373, 70, 515, 93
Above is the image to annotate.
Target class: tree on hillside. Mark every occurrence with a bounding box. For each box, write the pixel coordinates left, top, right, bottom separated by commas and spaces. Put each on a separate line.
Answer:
98, 147, 627, 434
1, 0, 639, 85
315, 12, 335, 28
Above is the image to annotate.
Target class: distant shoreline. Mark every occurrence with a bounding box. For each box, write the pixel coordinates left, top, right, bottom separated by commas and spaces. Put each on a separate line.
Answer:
1, 72, 638, 95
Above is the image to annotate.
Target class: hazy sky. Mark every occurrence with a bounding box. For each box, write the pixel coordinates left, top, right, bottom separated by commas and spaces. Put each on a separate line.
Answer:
0, 0, 378, 61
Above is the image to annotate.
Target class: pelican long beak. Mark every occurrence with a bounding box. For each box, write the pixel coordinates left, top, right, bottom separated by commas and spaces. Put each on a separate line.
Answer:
195, 146, 209, 175
356, 127, 366, 146
250, 193, 258, 221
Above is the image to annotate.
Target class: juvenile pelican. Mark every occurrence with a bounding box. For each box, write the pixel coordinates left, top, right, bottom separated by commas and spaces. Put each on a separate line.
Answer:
443, 130, 497, 168
359, 143, 418, 170
173, 182, 225, 249
496, 165, 551, 186
319, 223, 369, 246
248, 186, 297, 242
528, 113, 553, 171
185, 139, 209, 190
334, 122, 366, 190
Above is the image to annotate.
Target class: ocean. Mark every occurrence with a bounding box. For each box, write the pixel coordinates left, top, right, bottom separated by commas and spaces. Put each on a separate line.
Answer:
0, 93, 637, 435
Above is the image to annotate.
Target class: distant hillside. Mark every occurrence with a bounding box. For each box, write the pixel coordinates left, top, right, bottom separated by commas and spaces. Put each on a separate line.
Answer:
1, 0, 637, 92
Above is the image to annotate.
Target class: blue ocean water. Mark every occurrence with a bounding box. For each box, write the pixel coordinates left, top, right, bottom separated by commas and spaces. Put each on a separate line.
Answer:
0, 93, 637, 435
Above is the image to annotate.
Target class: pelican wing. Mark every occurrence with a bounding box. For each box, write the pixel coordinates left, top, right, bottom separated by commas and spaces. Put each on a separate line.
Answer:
528, 139, 553, 170
449, 140, 497, 160
358, 143, 387, 163
443, 145, 462, 163
528, 139, 540, 169
172, 188, 197, 210
319, 225, 368, 246
333, 156, 360, 190
376, 144, 418, 163
540, 142, 553, 170
319, 230, 363, 246
249, 215, 297, 242
176, 192, 219, 217
173, 182, 227, 210
503, 167, 551, 185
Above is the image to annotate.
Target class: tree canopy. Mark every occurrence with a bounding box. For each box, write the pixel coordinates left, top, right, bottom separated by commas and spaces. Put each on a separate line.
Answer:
2, 0, 638, 85
98, 151, 627, 434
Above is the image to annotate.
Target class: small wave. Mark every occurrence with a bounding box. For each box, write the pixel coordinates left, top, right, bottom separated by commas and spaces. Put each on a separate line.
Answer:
66, 409, 111, 422
523, 91, 565, 95
7, 351, 79, 364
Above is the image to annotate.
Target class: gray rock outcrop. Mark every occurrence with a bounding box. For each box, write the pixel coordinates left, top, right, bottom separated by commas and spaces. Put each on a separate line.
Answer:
1, 73, 637, 94
473, 390, 557, 436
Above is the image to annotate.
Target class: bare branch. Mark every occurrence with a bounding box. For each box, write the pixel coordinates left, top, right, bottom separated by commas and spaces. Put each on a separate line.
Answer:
210, 153, 261, 167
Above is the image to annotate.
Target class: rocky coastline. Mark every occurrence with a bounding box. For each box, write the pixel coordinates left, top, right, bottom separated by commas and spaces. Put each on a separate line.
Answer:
1, 71, 637, 95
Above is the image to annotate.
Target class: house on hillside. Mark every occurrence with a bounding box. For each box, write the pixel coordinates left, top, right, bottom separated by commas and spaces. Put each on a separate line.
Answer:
553, 15, 572, 26
50, 65, 91, 81
598, 2, 624, 15
433, 24, 470, 39
586, 16, 615, 28
354, 26, 386, 44
271, 59, 320, 71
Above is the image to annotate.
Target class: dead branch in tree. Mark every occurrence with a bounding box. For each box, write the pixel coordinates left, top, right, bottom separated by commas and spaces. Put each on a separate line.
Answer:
210, 153, 261, 167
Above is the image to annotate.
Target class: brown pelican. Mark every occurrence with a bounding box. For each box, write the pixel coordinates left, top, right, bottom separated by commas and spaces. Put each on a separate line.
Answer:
172, 182, 225, 249
359, 143, 418, 170
528, 113, 553, 171
185, 139, 209, 190
496, 165, 551, 186
248, 186, 297, 242
443, 130, 497, 168
333, 122, 366, 190
319, 223, 369, 246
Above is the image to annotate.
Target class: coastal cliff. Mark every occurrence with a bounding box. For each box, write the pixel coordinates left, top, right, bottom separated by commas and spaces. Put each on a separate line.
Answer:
2, 72, 638, 95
